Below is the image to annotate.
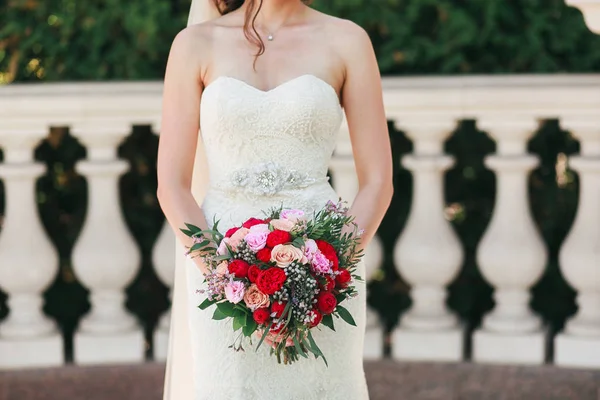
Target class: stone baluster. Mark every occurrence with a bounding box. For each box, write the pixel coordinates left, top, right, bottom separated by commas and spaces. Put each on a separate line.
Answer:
555, 117, 600, 368
71, 122, 144, 364
329, 125, 385, 359
152, 222, 175, 361
473, 118, 548, 365
391, 117, 465, 361
0, 125, 62, 368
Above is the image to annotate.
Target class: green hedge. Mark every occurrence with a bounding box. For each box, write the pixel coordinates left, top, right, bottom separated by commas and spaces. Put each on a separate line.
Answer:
2, 0, 600, 83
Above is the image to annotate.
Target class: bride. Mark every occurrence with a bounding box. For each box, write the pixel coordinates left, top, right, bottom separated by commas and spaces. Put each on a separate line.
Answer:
156, 0, 392, 399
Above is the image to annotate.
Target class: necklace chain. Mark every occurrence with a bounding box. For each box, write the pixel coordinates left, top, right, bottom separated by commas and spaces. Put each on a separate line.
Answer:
260, 8, 301, 42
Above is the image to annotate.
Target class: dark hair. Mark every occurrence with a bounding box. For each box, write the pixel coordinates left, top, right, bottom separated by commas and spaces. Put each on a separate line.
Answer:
213, 0, 311, 67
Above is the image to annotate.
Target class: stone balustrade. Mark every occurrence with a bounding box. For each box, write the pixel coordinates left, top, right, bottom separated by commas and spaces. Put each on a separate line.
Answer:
0, 75, 598, 369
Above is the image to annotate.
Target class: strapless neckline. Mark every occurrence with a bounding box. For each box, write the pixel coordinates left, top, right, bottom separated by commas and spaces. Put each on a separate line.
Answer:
202, 74, 342, 110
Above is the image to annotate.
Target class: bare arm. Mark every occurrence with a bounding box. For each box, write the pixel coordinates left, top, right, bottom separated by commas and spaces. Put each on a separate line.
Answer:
336, 21, 394, 249
157, 27, 211, 273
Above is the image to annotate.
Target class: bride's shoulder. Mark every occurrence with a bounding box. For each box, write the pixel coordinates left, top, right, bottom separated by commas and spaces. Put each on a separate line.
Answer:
173, 19, 216, 48
312, 11, 374, 59
169, 19, 223, 66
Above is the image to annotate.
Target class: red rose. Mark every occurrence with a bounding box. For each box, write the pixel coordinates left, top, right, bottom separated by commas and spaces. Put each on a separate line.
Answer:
316, 240, 339, 270
248, 265, 261, 283
225, 226, 240, 238
266, 230, 292, 248
316, 291, 337, 315
271, 301, 287, 318
320, 275, 335, 291
242, 218, 267, 229
256, 268, 287, 295
309, 309, 323, 328
228, 259, 250, 279
256, 247, 272, 263
335, 269, 352, 289
253, 308, 271, 325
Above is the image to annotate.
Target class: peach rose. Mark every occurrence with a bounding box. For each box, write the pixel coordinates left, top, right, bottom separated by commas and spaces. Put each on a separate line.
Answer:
270, 218, 295, 232
215, 261, 229, 276
270, 244, 306, 268
243, 284, 271, 311
228, 227, 250, 250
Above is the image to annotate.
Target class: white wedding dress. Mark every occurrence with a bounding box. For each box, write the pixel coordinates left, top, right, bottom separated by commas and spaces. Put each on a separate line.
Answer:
174, 73, 370, 400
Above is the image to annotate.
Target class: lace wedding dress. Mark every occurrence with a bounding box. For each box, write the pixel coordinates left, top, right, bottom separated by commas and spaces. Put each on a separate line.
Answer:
176, 74, 369, 400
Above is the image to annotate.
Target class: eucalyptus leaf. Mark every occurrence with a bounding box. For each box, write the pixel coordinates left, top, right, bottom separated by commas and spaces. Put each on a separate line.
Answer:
255, 327, 271, 351
336, 305, 357, 326
293, 335, 308, 358
321, 314, 335, 331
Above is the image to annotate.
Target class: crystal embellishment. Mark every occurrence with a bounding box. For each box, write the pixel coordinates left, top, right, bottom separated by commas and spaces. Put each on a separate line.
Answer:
230, 162, 321, 196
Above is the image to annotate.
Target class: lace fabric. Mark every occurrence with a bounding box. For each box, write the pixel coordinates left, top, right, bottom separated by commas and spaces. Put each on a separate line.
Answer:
185, 74, 369, 400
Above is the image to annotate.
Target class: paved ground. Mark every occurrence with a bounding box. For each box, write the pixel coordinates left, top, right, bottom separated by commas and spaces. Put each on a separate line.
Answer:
1, 360, 599, 400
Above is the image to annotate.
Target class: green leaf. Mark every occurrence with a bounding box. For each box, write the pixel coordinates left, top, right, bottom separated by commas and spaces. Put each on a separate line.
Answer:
232, 315, 244, 331
243, 314, 258, 337
321, 314, 335, 331
336, 305, 357, 326
212, 308, 228, 320
216, 302, 235, 317
180, 228, 193, 236
307, 330, 328, 367
198, 298, 215, 310
190, 240, 210, 252
184, 223, 202, 233
233, 309, 247, 324
255, 327, 270, 351
291, 237, 305, 249
293, 334, 308, 358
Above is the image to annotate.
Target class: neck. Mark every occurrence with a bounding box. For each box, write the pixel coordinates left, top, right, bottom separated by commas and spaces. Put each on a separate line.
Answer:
241, 0, 305, 29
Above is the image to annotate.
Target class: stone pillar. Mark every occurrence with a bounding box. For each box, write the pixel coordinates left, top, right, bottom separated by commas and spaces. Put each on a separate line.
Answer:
0, 127, 62, 368
71, 123, 144, 364
473, 118, 548, 365
555, 118, 600, 368
392, 118, 465, 361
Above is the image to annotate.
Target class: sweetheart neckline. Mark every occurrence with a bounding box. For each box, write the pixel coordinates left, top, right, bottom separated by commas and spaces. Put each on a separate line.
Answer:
202, 74, 343, 110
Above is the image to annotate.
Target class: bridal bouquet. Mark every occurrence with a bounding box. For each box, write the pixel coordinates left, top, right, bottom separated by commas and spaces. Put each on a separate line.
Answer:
181, 200, 364, 365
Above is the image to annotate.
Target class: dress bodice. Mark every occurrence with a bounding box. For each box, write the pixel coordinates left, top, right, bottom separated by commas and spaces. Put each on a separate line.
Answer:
199, 74, 344, 231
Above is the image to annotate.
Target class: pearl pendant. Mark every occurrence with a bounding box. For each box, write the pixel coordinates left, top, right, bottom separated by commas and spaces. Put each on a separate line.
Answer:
267, 34, 274, 41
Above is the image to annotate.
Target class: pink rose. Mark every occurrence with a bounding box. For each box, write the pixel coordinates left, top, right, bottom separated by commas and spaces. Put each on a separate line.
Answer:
244, 230, 269, 252
311, 252, 332, 274
243, 284, 271, 311
228, 227, 250, 250
280, 209, 305, 223
303, 239, 319, 261
270, 218, 295, 232
249, 223, 270, 233
224, 280, 246, 304
270, 244, 306, 268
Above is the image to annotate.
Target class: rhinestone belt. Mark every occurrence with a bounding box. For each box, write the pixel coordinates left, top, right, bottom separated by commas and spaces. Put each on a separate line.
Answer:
224, 162, 328, 196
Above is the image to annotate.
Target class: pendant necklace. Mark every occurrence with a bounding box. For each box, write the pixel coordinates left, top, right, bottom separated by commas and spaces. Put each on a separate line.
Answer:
262, 11, 298, 42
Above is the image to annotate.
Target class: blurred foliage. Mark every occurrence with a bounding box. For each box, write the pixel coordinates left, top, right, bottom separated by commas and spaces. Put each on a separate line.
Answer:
316, 0, 600, 74
2, 0, 600, 83
0, 0, 593, 358
0, 0, 184, 83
